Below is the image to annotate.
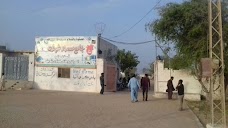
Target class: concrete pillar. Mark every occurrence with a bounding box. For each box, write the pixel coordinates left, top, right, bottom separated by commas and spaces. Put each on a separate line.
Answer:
96, 58, 104, 92
28, 53, 35, 81
0, 53, 3, 78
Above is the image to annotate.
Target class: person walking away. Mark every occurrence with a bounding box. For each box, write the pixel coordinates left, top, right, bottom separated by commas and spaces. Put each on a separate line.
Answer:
122, 77, 127, 88
140, 76, 143, 89
0, 73, 6, 91
127, 75, 130, 83
166, 76, 175, 99
117, 78, 123, 90
176, 79, 184, 111
100, 73, 105, 94
128, 74, 140, 103
141, 74, 150, 101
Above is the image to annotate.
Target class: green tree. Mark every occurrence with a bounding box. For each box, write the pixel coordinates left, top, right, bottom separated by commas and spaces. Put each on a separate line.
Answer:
115, 49, 140, 75
147, 0, 228, 92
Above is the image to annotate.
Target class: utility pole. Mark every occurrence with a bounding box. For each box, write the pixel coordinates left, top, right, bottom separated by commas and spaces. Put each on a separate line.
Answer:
208, 0, 226, 127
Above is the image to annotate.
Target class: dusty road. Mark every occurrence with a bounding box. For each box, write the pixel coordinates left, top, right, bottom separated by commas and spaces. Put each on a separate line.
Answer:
0, 90, 202, 128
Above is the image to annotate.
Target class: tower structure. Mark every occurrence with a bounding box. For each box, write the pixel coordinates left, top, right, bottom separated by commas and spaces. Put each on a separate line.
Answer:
208, 0, 226, 127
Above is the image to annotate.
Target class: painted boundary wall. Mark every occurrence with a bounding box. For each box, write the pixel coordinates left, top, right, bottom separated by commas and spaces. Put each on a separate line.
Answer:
34, 58, 105, 92
34, 36, 118, 93
154, 60, 202, 101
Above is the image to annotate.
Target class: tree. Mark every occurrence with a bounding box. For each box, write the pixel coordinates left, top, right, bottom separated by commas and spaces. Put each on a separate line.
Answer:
142, 62, 155, 75
146, 0, 228, 92
115, 49, 140, 74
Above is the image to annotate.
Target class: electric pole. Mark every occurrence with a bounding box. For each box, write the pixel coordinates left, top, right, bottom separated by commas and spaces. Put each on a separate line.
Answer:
208, 0, 226, 127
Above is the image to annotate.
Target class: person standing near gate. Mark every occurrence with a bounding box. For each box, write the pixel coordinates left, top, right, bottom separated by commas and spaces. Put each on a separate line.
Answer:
128, 74, 140, 103
166, 76, 175, 99
100, 73, 105, 95
0, 73, 6, 91
141, 74, 150, 101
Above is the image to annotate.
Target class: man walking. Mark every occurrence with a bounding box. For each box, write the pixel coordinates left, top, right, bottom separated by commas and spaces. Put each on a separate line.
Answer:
100, 73, 105, 94
128, 74, 140, 103
166, 76, 175, 99
141, 74, 150, 101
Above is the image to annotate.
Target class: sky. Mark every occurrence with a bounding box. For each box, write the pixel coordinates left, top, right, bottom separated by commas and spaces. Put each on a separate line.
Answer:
0, 0, 183, 73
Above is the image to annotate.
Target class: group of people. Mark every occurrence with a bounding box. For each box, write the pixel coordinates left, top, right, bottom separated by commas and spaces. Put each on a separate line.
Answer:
127, 74, 150, 103
166, 76, 185, 111
99, 73, 150, 101
99, 73, 184, 111
124, 74, 185, 111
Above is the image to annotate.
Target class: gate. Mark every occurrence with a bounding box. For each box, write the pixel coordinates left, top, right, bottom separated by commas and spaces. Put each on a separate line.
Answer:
105, 64, 117, 92
4, 56, 29, 80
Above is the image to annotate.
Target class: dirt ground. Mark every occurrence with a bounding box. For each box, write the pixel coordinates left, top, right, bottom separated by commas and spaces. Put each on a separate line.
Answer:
187, 100, 228, 127
0, 90, 202, 128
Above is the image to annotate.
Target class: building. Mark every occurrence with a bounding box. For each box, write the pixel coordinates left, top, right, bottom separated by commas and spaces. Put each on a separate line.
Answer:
34, 36, 118, 92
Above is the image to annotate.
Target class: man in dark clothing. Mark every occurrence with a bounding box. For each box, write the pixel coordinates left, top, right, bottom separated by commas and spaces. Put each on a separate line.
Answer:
100, 73, 105, 94
141, 74, 150, 101
176, 79, 184, 111
167, 76, 175, 99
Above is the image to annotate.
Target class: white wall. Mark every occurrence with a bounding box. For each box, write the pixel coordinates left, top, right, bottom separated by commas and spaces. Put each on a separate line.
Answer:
154, 60, 202, 101
28, 53, 35, 81
34, 58, 105, 93
96, 59, 104, 92
0, 53, 3, 78
34, 67, 97, 92
34, 36, 118, 93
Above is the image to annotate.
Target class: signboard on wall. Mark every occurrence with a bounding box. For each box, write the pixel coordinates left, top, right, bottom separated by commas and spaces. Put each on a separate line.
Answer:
35, 36, 97, 68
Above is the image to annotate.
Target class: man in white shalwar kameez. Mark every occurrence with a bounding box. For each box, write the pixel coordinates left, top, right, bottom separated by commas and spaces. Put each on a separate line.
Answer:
128, 74, 140, 103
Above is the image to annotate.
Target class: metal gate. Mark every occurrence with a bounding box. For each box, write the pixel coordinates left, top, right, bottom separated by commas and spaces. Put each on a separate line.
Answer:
4, 56, 29, 80
105, 64, 117, 92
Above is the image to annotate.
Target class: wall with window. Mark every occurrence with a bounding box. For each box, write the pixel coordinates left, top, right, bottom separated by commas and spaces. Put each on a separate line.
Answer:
34, 58, 105, 92
34, 36, 111, 92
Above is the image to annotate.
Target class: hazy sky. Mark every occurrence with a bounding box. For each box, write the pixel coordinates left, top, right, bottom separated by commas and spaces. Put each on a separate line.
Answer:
0, 0, 183, 73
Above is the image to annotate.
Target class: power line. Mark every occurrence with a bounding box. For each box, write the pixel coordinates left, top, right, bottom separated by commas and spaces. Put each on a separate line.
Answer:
111, 0, 162, 38
101, 36, 155, 45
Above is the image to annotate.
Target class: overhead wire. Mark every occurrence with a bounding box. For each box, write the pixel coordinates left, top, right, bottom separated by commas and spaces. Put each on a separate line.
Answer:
101, 36, 155, 45
111, 0, 162, 38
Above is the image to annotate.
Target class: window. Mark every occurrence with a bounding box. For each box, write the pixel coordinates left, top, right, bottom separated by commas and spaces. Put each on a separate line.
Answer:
58, 68, 70, 78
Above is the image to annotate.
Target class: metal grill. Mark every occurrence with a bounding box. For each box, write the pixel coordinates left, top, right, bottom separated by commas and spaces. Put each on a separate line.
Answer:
4, 56, 29, 80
